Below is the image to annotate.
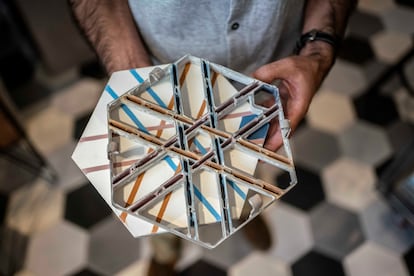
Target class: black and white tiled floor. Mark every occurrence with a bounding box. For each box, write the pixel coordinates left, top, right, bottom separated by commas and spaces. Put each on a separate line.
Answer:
1, 0, 414, 275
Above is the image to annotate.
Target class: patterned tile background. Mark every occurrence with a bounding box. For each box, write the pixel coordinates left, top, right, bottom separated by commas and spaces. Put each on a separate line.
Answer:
1, 0, 414, 275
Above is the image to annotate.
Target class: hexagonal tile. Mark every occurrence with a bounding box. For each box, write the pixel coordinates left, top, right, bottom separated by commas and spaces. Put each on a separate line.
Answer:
338, 35, 375, 65
26, 221, 88, 276
307, 91, 355, 134
291, 127, 341, 172
64, 183, 112, 229
52, 78, 103, 117
0, 226, 28, 276
265, 203, 313, 263
229, 252, 291, 276
404, 245, 414, 276
360, 198, 414, 253
26, 105, 74, 155
386, 121, 414, 153
353, 91, 399, 126
322, 60, 367, 97
278, 165, 325, 211
176, 239, 203, 272
6, 179, 64, 235
383, 6, 414, 35
310, 202, 365, 259
393, 88, 414, 124
47, 141, 87, 191
362, 60, 388, 84
88, 217, 142, 275
115, 259, 149, 276
339, 121, 392, 166
358, 0, 396, 15
180, 260, 226, 276
371, 31, 413, 64
322, 157, 379, 211
344, 242, 409, 276
291, 250, 345, 276
202, 227, 251, 269
347, 10, 385, 38
0, 158, 36, 194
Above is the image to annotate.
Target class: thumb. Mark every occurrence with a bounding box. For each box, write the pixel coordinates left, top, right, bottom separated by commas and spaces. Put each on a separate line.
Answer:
252, 59, 290, 84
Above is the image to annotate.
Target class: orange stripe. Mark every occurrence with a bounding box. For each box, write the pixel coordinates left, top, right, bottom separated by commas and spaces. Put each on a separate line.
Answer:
180, 63, 191, 86
155, 120, 167, 138
120, 172, 145, 222
151, 164, 182, 233
196, 100, 207, 119
151, 192, 172, 233
119, 94, 175, 222
151, 91, 208, 232
211, 71, 218, 86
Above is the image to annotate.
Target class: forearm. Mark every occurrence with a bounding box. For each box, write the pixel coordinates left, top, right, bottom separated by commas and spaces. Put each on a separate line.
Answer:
299, 0, 357, 80
69, 0, 152, 74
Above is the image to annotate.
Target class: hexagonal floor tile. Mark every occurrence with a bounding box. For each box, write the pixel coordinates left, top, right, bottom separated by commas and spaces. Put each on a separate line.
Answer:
321, 60, 367, 97
307, 91, 355, 134
386, 121, 414, 153
310, 202, 365, 260
46, 141, 87, 191
115, 259, 149, 276
0, 157, 37, 194
265, 203, 313, 264
179, 260, 226, 276
6, 179, 64, 235
0, 226, 28, 276
291, 250, 345, 276
339, 121, 392, 166
202, 227, 251, 269
25, 221, 88, 276
64, 183, 112, 229
344, 242, 409, 276
278, 165, 325, 211
291, 127, 341, 172
338, 35, 375, 65
347, 10, 385, 38
360, 198, 414, 254
358, 0, 396, 15
383, 6, 414, 35
371, 31, 413, 64
88, 217, 142, 275
26, 105, 74, 155
229, 252, 291, 276
52, 78, 103, 118
404, 245, 414, 276
353, 92, 399, 126
322, 157, 379, 211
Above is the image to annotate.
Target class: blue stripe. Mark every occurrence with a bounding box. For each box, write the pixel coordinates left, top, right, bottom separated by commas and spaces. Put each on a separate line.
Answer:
105, 85, 149, 134
194, 186, 221, 221
163, 156, 178, 171
228, 180, 247, 200
193, 138, 207, 155
129, 69, 167, 108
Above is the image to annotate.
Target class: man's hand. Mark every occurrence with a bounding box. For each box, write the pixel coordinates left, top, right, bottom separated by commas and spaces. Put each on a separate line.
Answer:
252, 42, 335, 151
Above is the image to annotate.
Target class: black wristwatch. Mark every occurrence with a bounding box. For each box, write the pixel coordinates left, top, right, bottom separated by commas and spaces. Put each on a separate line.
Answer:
294, 29, 339, 55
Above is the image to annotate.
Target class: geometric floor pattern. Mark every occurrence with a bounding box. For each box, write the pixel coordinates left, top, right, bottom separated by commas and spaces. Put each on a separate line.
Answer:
1, 1, 414, 275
